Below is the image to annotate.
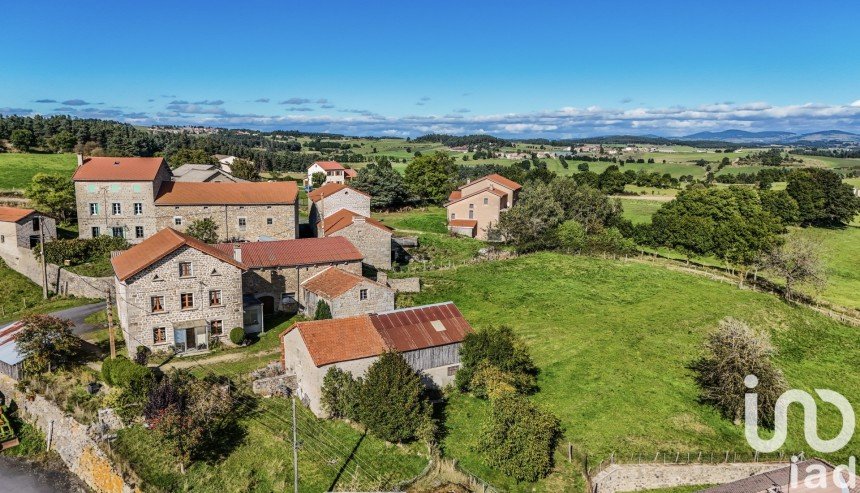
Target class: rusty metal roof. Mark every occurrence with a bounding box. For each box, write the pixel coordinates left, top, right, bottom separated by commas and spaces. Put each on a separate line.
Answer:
372, 302, 472, 353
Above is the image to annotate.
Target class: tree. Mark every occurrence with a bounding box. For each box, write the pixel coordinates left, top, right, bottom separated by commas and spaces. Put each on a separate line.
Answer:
479, 393, 560, 482
26, 173, 76, 221
759, 190, 800, 226
10, 129, 36, 152
359, 352, 428, 443
404, 151, 459, 204
577, 162, 589, 172
786, 168, 860, 226
230, 158, 259, 181
689, 318, 787, 427
46, 130, 77, 153
765, 236, 827, 301
185, 218, 219, 243
350, 158, 410, 209
314, 300, 332, 320
550, 178, 623, 234
16, 315, 80, 373
321, 367, 361, 420
456, 326, 538, 397
496, 182, 564, 252
311, 171, 327, 188
597, 165, 627, 194
168, 148, 218, 167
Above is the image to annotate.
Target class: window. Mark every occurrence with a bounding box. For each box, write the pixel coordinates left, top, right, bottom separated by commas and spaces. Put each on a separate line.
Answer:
469, 203, 474, 209
266, 217, 273, 225
450, 213, 456, 220
468, 210, 474, 219
210, 320, 223, 336
179, 262, 192, 277
87, 184, 97, 193
173, 216, 182, 226
180, 292, 194, 309
112, 227, 124, 238
150, 296, 165, 313
483, 197, 489, 205
209, 290, 222, 306
135, 226, 144, 238
32, 217, 40, 231
152, 327, 166, 344
91, 227, 100, 237
133, 203, 143, 215
238, 217, 247, 230
132, 184, 142, 193
89, 203, 100, 216
447, 365, 460, 376
0, 235, 4, 243
112, 202, 121, 215
359, 289, 368, 301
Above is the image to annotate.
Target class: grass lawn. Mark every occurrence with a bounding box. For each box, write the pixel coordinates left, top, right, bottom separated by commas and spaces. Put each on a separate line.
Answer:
404, 253, 860, 490
786, 225, 860, 309
64, 257, 115, 277
0, 259, 97, 322
373, 206, 448, 234
0, 153, 77, 191
618, 198, 665, 224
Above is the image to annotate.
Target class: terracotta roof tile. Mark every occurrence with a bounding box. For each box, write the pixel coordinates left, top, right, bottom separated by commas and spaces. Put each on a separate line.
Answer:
458, 173, 521, 191
0, 206, 36, 223
448, 190, 462, 201
344, 168, 357, 178
448, 219, 477, 228
291, 316, 388, 366
312, 161, 345, 171
111, 228, 246, 282
301, 267, 366, 298
445, 186, 507, 206
319, 209, 392, 236
154, 181, 297, 205
72, 157, 167, 182
307, 182, 369, 202
214, 236, 363, 268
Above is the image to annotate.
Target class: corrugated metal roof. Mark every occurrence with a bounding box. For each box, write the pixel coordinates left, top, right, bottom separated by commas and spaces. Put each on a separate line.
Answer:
0, 321, 26, 366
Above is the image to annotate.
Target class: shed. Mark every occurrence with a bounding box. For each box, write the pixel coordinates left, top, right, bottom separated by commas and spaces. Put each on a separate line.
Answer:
0, 321, 26, 380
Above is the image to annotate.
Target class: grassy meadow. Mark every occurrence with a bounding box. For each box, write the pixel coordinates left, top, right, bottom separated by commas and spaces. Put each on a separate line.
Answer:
403, 253, 860, 490
0, 152, 77, 191
618, 198, 665, 224
0, 259, 96, 322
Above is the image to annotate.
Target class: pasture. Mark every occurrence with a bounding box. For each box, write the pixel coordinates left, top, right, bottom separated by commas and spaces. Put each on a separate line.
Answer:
0, 152, 77, 191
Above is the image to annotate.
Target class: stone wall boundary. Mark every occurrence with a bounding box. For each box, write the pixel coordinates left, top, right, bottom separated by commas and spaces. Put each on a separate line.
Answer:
0, 246, 113, 299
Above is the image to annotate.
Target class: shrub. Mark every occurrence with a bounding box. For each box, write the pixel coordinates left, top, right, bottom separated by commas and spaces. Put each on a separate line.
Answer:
359, 352, 428, 443
314, 300, 332, 320
102, 355, 154, 395
39, 235, 129, 266
229, 327, 245, 345
135, 346, 151, 365
456, 326, 538, 396
321, 367, 361, 420
479, 393, 561, 482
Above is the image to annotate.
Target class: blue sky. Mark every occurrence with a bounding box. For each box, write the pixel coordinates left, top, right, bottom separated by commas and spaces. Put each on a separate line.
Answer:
2, 0, 859, 138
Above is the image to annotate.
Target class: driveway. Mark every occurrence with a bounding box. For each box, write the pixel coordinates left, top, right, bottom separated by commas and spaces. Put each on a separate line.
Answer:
49, 303, 105, 335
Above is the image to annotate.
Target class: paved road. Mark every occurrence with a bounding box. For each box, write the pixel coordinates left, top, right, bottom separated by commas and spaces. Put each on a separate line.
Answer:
49, 302, 104, 335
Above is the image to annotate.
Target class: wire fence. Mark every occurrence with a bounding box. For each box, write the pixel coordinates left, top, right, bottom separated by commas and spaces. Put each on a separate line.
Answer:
584, 449, 794, 478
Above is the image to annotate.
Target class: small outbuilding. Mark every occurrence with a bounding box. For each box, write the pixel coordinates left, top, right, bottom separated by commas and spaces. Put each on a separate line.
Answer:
301, 266, 394, 319
0, 321, 26, 381
0, 207, 56, 257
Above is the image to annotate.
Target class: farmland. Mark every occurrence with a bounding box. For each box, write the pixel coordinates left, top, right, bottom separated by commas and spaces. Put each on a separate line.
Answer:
404, 252, 860, 490
0, 152, 77, 191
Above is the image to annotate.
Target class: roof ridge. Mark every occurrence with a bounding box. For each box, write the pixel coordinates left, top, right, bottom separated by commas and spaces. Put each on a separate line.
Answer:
373, 301, 454, 316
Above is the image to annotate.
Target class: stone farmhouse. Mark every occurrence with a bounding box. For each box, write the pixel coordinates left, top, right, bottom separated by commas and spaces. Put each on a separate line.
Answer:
0, 206, 56, 257
72, 156, 298, 243
306, 161, 355, 185
111, 228, 248, 356
213, 236, 367, 316
317, 209, 393, 270
280, 301, 473, 416
171, 163, 245, 183
445, 173, 522, 240
301, 266, 394, 319
307, 182, 371, 232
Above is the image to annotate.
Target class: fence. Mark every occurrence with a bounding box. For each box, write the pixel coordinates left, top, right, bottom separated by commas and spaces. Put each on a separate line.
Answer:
585, 449, 793, 478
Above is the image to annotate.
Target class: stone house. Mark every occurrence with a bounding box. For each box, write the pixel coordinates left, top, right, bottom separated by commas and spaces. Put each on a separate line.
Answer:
72, 156, 173, 243
307, 182, 371, 234
154, 181, 298, 242
0, 207, 57, 257
111, 228, 248, 356
280, 302, 473, 416
306, 161, 347, 185
301, 266, 394, 319
318, 209, 393, 270
213, 236, 365, 316
171, 163, 246, 183
445, 173, 522, 240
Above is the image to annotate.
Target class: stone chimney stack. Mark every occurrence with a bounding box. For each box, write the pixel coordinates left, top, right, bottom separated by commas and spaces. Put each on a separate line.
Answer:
232, 244, 242, 262
76, 153, 84, 167
376, 271, 388, 286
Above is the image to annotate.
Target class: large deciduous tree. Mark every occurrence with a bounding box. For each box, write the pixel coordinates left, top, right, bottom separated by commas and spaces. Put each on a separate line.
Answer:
404, 151, 459, 204
16, 315, 79, 373
185, 217, 219, 244
785, 168, 860, 226
10, 129, 36, 152
456, 326, 538, 397
26, 173, 76, 221
496, 182, 564, 252
350, 157, 409, 209
230, 158, 259, 181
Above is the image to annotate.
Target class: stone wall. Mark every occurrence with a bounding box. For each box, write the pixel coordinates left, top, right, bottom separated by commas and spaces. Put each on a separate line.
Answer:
591, 462, 789, 493
387, 277, 421, 293
329, 220, 392, 270
155, 203, 297, 242
0, 246, 113, 299
75, 179, 161, 243
0, 376, 140, 493
242, 260, 362, 313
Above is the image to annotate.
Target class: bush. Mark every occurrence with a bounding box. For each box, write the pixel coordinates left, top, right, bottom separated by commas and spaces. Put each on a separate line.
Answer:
39, 235, 129, 266
229, 327, 245, 345
479, 393, 561, 482
358, 352, 429, 443
135, 346, 151, 365
456, 326, 538, 397
321, 367, 361, 420
314, 300, 332, 320
102, 355, 154, 394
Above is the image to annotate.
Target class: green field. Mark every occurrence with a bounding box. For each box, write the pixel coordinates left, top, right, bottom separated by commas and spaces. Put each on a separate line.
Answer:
786, 225, 860, 309
618, 198, 665, 224
0, 153, 77, 191
0, 259, 96, 322
405, 253, 860, 490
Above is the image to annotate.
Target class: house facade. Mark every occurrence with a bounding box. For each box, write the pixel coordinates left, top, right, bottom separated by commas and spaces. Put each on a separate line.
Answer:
318, 209, 393, 270
280, 302, 473, 416
112, 228, 247, 356
301, 266, 394, 319
307, 161, 347, 185
214, 236, 365, 315
307, 183, 371, 233
0, 207, 57, 256
445, 173, 522, 240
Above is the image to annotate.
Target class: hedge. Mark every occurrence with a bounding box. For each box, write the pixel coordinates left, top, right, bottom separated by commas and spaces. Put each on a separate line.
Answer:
102, 355, 153, 394
229, 327, 245, 345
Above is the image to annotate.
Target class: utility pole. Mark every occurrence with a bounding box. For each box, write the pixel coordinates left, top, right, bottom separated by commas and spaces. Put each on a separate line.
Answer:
292, 397, 299, 493
106, 290, 116, 359
38, 215, 48, 299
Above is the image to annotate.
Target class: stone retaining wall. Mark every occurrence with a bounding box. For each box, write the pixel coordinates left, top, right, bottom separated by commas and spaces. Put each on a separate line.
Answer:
0, 376, 139, 493
0, 246, 113, 299
591, 462, 789, 493
388, 277, 420, 293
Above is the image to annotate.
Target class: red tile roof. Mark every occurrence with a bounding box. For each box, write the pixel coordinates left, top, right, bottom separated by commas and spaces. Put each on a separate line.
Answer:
448, 190, 462, 201
472, 173, 522, 191
448, 219, 477, 228
302, 267, 368, 298
154, 181, 298, 205
319, 209, 392, 236
214, 236, 363, 268
344, 168, 358, 178
307, 182, 369, 202
111, 228, 246, 282
445, 186, 507, 206
72, 157, 167, 182
312, 161, 344, 171
282, 302, 472, 366
0, 206, 36, 223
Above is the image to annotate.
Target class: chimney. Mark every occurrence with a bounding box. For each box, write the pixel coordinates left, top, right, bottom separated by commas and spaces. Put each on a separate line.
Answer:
76, 153, 84, 167
353, 215, 366, 224
232, 244, 242, 262
376, 271, 388, 286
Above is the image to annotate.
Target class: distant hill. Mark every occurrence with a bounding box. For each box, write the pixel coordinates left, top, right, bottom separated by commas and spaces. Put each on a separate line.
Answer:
789, 130, 860, 143
682, 130, 796, 143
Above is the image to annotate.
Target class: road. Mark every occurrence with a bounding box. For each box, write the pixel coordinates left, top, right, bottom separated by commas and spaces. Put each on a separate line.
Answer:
49, 302, 104, 335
